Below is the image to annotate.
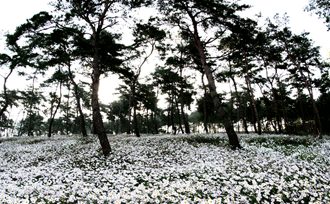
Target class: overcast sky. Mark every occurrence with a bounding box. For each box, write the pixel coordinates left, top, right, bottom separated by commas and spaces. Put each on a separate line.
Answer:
0, 0, 329, 105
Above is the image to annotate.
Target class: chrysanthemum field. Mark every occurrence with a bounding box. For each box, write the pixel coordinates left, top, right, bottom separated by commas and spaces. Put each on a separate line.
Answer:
0, 134, 329, 204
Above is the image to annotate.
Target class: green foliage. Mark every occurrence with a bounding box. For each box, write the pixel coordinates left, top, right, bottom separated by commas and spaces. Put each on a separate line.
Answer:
245, 136, 316, 147
181, 134, 228, 148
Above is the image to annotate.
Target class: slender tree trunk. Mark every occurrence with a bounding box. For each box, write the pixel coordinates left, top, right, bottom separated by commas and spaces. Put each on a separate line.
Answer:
265, 66, 282, 133
146, 109, 150, 134
179, 67, 190, 134
298, 89, 307, 133
244, 50, 261, 135
127, 95, 131, 134
132, 83, 140, 137
201, 73, 209, 134
243, 97, 249, 133
48, 82, 62, 138
285, 44, 322, 137
228, 64, 243, 133
154, 85, 159, 134
27, 75, 36, 137
68, 63, 88, 137
276, 77, 290, 134
170, 87, 176, 134
66, 83, 70, 135
175, 97, 184, 134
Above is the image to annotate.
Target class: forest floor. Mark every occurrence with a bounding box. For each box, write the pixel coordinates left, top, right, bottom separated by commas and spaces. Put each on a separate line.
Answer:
0, 133, 329, 203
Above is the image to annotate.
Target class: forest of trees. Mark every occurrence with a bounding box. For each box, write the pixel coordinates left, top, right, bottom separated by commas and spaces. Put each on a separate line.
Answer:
0, 0, 329, 156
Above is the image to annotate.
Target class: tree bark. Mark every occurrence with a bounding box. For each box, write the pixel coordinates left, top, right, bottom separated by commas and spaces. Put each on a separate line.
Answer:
0, 69, 14, 118
201, 73, 209, 134
68, 64, 88, 137
92, 33, 111, 157
298, 89, 306, 133
27, 75, 37, 137
179, 67, 190, 134
65, 83, 70, 135
265, 65, 281, 133
127, 94, 131, 134
191, 18, 241, 149
244, 50, 261, 135
283, 41, 322, 137
48, 82, 62, 138
170, 85, 176, 134
132, 83, 140, 137
175, 96, 184, 134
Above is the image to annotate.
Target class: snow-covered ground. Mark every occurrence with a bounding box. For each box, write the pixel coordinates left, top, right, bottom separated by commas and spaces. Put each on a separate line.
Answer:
0, 133, 329, 203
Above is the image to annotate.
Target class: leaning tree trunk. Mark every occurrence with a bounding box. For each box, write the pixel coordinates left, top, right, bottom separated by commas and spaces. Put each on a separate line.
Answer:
186, 8, 240, 149
192, 32, 241, 149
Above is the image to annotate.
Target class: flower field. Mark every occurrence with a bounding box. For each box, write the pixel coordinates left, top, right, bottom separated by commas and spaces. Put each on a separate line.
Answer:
0, 133, 329, 203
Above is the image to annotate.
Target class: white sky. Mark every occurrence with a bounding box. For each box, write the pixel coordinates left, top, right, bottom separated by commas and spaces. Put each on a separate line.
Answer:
0, 0, 329, 106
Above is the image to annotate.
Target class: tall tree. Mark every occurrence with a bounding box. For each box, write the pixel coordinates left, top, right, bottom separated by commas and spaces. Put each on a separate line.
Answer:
120, 20, 166, 137
157, 0, 249, 149
53, 0, 135, 156
272, 26, 323, 137
220, 18, 262, 135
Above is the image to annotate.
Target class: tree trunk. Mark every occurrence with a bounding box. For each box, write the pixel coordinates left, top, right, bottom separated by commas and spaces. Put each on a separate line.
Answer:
153, 86, 159, 134
174, 96, 184, 134
170, 87, 176, 134
228, 64, 242, 133
276, 77, 290, 134
298, 89, 307, 133
132, 83, 140, 137
285, 43, 322, 137
244, 50, 261, 135
146, 109, 149, 134
127, 95, 132, 134
265, 65, 282, 133
27, 75, 36, 137
180, 67, 190, 134
201, 73, 209, 134
92, 34, 111, 157
66, 83, 70, 135
193, 35, 240, 149
48, 82, 62, 138
0, 69, 14, 118
68, 63, 88, 137
185, 7, 240, 149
